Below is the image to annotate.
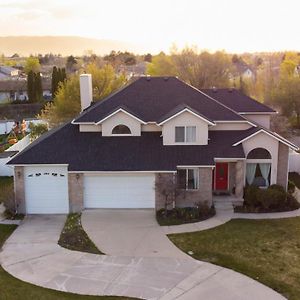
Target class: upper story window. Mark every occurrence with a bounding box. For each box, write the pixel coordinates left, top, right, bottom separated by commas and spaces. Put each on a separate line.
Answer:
112, 125, 131, 135
177, 168, 199, 190
175, 126, 196, 143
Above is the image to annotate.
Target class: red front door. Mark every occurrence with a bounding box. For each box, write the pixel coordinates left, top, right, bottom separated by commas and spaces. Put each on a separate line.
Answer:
215, 163, 228, 190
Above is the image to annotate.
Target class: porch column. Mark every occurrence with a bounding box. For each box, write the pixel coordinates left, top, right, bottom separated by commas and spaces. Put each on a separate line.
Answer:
235, 160, 245, 199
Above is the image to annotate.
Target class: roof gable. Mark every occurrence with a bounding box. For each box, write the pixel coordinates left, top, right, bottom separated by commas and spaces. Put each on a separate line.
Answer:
158, 106, 215, 126
233, 128, 298, 151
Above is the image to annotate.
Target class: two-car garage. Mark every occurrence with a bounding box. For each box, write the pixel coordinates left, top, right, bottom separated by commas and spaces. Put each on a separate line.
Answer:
23, 166, 155, 214
83, 174, 155, 209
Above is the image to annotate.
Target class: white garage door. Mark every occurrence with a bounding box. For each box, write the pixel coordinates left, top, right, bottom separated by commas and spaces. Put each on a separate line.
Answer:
84, 174, 155, 208
24, 166, 69, 214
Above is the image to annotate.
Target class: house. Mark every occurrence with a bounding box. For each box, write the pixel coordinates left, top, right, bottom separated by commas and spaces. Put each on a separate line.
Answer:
0, 80, 51, 103
0, 66, 20, 77
7, 76, 298, 214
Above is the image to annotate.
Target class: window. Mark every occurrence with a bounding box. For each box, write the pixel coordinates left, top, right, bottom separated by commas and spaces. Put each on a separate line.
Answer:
177, 168, 199, 190
112, 125, 131, 135
175, 126, 185, 142
175, 126, 196, 143
246, 163, 271, 187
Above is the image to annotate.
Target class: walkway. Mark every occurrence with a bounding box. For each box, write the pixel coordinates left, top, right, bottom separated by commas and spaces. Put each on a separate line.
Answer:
0, 213, 285, 300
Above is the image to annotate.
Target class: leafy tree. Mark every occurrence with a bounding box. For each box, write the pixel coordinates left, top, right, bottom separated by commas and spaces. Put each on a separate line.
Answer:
39, 63, 126, 127
24, 57, 41, 74
66, 55, 77, 72
147, 52, 177, 76
274, 76, 300, 127
144, 53, 152, 62
29, 122, 48, 140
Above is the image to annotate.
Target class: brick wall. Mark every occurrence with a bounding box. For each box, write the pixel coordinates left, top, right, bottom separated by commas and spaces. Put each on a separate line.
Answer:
14, 166, 26, 214
155, 168, 213, 210
68, 173, 84, 213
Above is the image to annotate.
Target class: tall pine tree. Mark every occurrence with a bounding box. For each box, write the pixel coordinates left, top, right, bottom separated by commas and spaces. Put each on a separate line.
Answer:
51, 66, 58, 98
27, 71, 35, 103
35, 72, 43, 101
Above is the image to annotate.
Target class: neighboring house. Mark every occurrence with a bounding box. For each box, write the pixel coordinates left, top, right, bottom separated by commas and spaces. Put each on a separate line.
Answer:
7, 76, 298, 214
0, 80, 51, 103
0, 66, 20, 77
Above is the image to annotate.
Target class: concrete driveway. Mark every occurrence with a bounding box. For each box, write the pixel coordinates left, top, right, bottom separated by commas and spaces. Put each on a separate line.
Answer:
81, 209, 190, 259
0, 213, 286, 300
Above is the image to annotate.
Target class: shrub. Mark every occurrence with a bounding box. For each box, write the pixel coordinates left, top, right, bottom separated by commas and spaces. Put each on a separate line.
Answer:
244, 185, 260, 207
286, 194, 300, 210
288, 180, 296, 194
268, 184, 286, 194
156, 202, 215, 226
257, 188, 286, 210
239, 183, 299, 213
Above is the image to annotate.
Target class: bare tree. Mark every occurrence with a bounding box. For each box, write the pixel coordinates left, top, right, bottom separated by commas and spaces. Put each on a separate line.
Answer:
155, 174, 183, 211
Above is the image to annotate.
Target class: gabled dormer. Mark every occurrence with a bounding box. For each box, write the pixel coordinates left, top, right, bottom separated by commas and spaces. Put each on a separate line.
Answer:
97, 107, 146, 136
158, 106, 215, 145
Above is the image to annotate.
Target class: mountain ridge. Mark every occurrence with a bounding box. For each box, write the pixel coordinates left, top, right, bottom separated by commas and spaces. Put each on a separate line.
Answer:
0, 36, 142, 56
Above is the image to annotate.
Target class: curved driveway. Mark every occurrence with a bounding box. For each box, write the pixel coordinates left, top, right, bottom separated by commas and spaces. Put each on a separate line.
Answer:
0, 211, 285, 300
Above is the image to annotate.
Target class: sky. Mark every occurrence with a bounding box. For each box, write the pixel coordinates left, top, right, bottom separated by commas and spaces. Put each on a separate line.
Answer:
0, 0, 299, 54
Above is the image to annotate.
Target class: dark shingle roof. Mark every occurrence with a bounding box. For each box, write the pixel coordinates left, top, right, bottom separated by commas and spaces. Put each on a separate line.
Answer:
8, 123, 247, 170
202, 88, 275, 113
74, 77, 245, 123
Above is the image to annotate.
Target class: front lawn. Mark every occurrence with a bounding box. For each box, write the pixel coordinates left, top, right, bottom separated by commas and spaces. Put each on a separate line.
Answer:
0, 224, 136, 300
169, 218, 300, 300
58, 213, 103, 254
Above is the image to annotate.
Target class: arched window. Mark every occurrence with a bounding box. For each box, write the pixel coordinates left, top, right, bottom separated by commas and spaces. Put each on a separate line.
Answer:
247, 148, 271, 159
112, 125, 131, 135
246, 148, 271, 187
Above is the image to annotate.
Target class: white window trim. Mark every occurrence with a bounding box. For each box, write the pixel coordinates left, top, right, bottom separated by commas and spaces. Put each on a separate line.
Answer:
178, 168, 199, 191
175, 126, 196, 143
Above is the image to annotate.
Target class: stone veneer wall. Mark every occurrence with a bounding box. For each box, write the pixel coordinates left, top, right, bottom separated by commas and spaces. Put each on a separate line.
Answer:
14, 166, 26, 214
276, 143, 289, 189
235, 160, 245, 198
228, 162, 236, 193
68, 173, 84, 213
155, 168, 213, 210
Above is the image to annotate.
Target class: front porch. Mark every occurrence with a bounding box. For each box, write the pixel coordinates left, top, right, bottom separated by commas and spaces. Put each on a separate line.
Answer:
212, 161, 245, 201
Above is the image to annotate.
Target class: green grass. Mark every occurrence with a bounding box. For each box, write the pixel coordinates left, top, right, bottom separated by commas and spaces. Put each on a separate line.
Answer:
169, 218, 300, 300
58, 213, 103, 254
0, 176, 13, 204
0, 224, 137, 300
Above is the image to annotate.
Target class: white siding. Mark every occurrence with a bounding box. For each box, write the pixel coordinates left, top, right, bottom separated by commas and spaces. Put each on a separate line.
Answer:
84, 173, 155, 208
24, 166, 69, 214
210, 122, 252, 131
243, 114, 271, 129
101, 111, 141, 136
162, 111, 209, 145
242, 132, 279, 185
79, 124, 101, 132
